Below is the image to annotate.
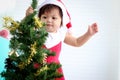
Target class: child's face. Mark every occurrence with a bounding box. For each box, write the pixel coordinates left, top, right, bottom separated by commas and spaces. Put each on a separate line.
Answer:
40, 8, 62, 33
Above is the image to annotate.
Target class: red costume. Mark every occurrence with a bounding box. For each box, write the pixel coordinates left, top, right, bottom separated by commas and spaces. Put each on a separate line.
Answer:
48, 42, 64, 80
38, 0, 72, 79
44, 27, 67, 80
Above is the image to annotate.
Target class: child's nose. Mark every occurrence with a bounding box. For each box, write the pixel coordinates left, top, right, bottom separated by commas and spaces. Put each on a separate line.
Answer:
47, 18, 52, 22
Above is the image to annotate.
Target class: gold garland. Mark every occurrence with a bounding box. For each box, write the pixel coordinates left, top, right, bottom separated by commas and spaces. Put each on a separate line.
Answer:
34, 17, 43, 28
3, 17, 19, 31
18, 41, 37, 69
34, 65, 49, 76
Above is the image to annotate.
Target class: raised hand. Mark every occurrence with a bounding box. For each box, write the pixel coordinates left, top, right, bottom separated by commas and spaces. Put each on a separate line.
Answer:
26, 6, 34, 16
87, 23, 98, 36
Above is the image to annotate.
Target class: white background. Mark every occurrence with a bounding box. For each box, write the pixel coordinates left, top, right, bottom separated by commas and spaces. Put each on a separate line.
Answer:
0, 0, 120, 80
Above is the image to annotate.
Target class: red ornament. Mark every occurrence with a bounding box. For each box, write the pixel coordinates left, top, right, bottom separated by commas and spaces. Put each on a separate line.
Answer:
0, 29, 9, 39
33, 63, 41, 69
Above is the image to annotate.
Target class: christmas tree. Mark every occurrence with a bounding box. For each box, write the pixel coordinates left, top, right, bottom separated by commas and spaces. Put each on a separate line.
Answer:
0, 0, 63, 80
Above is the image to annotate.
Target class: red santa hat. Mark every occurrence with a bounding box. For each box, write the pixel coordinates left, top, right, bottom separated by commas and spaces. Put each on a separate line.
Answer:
37, 0, 72, 29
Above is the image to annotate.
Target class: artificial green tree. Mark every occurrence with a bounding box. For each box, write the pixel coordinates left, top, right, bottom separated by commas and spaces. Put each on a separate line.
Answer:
0, 0, 63, 80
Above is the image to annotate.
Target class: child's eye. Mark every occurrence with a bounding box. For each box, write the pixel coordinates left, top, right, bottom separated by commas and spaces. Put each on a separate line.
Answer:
52, 17, 57, 20
41, 16, 47, 19
43, 16, 47, 19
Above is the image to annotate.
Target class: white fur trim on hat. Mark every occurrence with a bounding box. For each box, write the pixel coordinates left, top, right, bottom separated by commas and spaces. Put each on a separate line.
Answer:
37, 0, 72, 29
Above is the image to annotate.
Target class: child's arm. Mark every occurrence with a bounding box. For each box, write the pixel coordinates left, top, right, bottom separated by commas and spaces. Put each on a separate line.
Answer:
64, 23, 98, 47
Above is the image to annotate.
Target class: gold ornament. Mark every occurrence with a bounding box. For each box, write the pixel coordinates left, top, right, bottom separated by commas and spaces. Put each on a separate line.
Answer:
42, 53, 47, 64
3, 17, 19, 31
34, 17, 43, 28
18, 62, 25, 70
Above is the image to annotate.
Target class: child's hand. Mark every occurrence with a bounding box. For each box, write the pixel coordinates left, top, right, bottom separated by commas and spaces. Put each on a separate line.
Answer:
87, 23, 98, 36
26, 6, 34, 16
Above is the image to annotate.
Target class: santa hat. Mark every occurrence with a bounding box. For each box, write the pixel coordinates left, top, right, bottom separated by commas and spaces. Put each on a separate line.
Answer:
37, 0, 72, 29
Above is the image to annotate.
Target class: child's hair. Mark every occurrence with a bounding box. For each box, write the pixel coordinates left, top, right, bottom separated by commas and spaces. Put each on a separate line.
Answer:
38, 4, 63, 26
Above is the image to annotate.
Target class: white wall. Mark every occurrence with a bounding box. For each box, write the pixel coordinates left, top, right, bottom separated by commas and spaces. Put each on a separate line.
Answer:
60, 0, 120, 80
0, 0, 119, 80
